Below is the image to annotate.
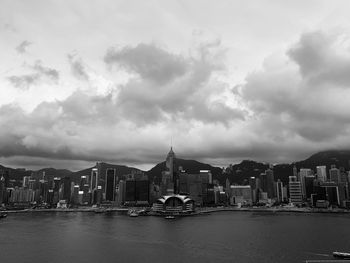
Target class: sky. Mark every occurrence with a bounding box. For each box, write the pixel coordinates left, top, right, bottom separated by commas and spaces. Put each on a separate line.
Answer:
2, 0, 350, 171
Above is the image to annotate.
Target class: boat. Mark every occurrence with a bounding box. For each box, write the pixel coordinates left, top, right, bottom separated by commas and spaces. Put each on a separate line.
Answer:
164, 215, 175, 219
0, 213, 7, 219
129, 211, 139, 217
333, 251, 350, 259
128, 209, 139, 217
94, 208, 106, 214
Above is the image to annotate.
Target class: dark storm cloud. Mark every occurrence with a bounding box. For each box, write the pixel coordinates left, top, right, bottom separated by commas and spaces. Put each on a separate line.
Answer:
105, 42, 244, 125
15, 40, 32, 53
67, 54, 89, 81
7, 61, 59, 89
104, 43, 188, 84
240, 30, 350, 144
288, 31, 350, 87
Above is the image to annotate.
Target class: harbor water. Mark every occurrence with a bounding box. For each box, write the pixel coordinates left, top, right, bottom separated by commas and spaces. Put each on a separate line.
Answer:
1, 211, 349, 263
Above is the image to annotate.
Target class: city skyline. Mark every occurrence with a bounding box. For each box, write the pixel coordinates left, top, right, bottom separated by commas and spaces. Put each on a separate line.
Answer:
3, 1, 350, 171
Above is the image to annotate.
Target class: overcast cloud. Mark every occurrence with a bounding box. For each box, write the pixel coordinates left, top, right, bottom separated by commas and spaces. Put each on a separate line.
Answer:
1, 1, 350, 170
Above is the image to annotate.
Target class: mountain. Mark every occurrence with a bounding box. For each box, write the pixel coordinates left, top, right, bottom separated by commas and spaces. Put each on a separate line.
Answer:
224, 150, 350, 185
146, 158, 223, 184
71, 162, 142, 183
295, 150, 350, 171
2, 150, 350, 185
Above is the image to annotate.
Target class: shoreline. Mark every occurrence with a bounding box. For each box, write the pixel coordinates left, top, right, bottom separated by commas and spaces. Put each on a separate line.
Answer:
3, 206, 350, 215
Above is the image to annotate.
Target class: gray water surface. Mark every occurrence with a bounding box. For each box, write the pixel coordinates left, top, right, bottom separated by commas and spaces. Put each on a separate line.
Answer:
1, 211, 349, 263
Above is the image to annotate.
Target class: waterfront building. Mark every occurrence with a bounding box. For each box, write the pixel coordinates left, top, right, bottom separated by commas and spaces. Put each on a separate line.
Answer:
62, 177, 71, 202
329, 167, 341, 183
124, 179, 150, 206
293, 165, 298, 179
265, 169, 275, 198
152, 194, 195, 214
304, 175, 315, 199
288, 176, 302, 205
117, 180, 126, 205
105, 168, 116, 202
90, 168, 98, 192
0, 175, 5, 204
153, 148, 195, 214
276, 179, 284, 203
249, 177, 259, 204
229, 185, 252, 206
299, 168, 312, 199
316, 166, 327, 182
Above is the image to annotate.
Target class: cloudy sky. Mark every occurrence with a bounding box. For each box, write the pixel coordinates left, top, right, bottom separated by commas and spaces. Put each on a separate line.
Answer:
2, 0, 350, 171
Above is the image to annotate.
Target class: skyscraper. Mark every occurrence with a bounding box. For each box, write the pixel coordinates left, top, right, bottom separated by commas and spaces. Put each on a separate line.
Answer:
165, 147, 178, 194
90, 168, 98, 192
276, 179, 284, 203
105, 168, 116, 201
329, 167, 341, 183
289, 176, 302, 205
299, 168, 312, 199
316, 166, 327, 182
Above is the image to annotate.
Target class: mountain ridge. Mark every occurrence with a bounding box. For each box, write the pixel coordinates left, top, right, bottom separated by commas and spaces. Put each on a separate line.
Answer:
2, 150, 350, 185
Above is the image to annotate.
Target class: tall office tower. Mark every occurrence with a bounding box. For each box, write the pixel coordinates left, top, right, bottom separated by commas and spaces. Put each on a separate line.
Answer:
265, 169, 275, 198
22, 176, 30, 188
62, 177, 71, 202
90, 168, 98, 192
53, 177, 61, 204
118, 180, 126, 205
316, 166, 327, 182
105, 168, 116, 202
293, 165, 298, 179
80, 176, 87, 188
135, 180, 150, 205
249, 177, 258, 204
329, 167, 341, 183
39, 179, 49, 203
276, 179, 284, 203
0, 175, 5, 204
304, 175, 315, 199
299, 168, 312, 199
289, 176, 302, 205
166, 147, 178, 194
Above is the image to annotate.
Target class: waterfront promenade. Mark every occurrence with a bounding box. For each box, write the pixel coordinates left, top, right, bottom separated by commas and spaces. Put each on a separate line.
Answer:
3, 206, 350, 215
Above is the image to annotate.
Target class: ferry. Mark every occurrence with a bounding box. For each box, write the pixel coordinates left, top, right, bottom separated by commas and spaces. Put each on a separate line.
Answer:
164, 215, 175, 219
0, 212, 7, 219
333, 251, 350, 259
128, 209, 139, 217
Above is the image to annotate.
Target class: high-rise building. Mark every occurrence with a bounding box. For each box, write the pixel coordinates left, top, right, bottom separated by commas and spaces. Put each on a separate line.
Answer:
249, 177, 258, 204
316, 166, 327, 182
299, 168, 312, 198
276, 179, 284, 203
229, 185, 252, 205
118, 180, 126, 205
166, 147, 178, 194
90, 168, 98, 192
265, 169, 275, 198
329, 167, 341, 183
304, 175, 315, 199
105, 168, 116, 202
289, 176, 302, 205
62, 177, 71, 202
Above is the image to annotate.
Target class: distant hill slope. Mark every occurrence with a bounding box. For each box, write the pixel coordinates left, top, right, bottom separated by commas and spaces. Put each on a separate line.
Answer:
71, 162, 142, 183
224, 150, 350, 185
146, 158, 223, 184
2, 150, 350, 185
295, 150, 350, 170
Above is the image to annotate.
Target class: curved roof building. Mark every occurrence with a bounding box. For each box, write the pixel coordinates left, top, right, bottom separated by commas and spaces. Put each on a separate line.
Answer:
153, 148, 195, 214
152, 194, 195, 214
